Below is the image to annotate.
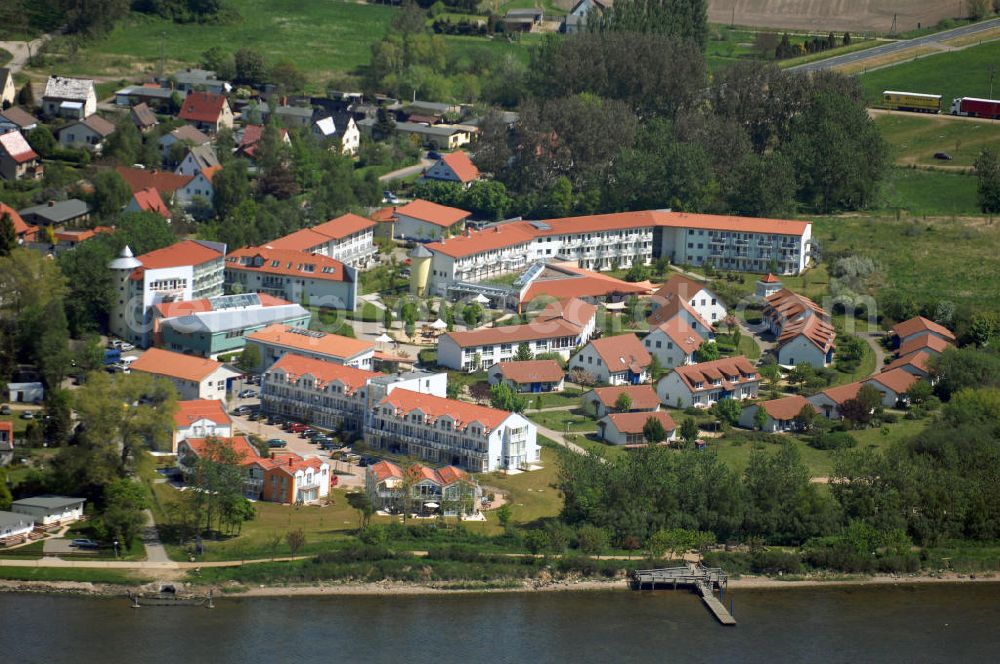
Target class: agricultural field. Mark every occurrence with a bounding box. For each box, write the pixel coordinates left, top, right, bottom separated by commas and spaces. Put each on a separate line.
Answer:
874, 112, 1000, 169
707, 0, 955, 34
860, 39, 1000, 107
876, 167, 980, 217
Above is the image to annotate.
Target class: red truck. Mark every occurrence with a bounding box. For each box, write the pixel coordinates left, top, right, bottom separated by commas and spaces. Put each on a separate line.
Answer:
950, 97, 1000, 119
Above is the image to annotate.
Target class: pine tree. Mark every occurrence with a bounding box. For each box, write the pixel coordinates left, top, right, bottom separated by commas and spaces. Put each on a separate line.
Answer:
0, 213, 16, 256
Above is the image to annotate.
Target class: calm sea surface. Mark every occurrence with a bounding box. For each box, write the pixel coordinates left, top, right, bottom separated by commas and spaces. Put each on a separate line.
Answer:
3, 584, 1000, 663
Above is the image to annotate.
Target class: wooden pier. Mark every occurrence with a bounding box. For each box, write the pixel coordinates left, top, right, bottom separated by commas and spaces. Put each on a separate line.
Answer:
630, 564, 736, 625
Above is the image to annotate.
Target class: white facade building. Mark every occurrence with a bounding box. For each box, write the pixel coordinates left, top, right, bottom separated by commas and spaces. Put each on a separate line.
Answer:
10, 496, 86, 526
129, 348, 240, 401
657, 356, 761, 409
246, 323, 375, 373
266, 213, 377, 268
568, 333, 651, 386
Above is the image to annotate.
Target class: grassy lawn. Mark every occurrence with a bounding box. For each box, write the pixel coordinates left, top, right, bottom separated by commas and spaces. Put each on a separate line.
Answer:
876, 167, 980, 217
0, 541, 46, 559
875, 113, 1000, 170
526, 408, 598, 433
860, 40, 1000, 107
848, 416, 928, 453
812, 214, 1000, 310
525, 389, 583, 410
716, 331, 761, 360
478, 444, 563, 529
712, 433, 836, 477
778, 38, 879, 69
568, 434, 627, 461
0, 567, 150, 584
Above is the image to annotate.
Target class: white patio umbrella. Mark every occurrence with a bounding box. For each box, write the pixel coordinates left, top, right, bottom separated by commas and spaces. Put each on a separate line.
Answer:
424, 502, 440, 509
430, 318, 447, 330
474, 294, 490, 305
375, 333, 393, 343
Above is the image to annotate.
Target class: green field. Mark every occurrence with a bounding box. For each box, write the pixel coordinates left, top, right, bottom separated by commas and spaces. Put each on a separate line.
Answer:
860, 40, 1000, 107
875, 113, 1000, 169
876, 167, 980, 217
813, 213, 1000, 310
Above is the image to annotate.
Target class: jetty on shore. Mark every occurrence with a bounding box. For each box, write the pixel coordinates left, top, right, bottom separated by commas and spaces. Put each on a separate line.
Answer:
630, 564, 736, 625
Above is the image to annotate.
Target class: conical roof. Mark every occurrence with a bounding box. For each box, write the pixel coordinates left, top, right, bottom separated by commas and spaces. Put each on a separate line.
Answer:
108, 245, 143, 270
410, 244, 432, 259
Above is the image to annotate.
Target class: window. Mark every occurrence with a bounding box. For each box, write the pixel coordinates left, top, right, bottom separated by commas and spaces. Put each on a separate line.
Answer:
655, 341, 662, 348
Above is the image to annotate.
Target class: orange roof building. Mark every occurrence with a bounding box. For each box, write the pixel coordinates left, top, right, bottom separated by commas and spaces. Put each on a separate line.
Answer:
657, 355, 760, 409
245, 451, 332, 504
265, 213, 377, 267
0, 202, 37, 242
115, 166, 193, 198
127, 187, 171, 219
487, 360, 565, 392
763, 288, 835, 368
246, 323, 375, 372
738, 395, 818, 432
393, 199, 471, 240
364, 459, 481, 517
891, 316, 956, 347
172, 399, 233, 453
807, 381, 865, 419
882, 350, 931, 377
864, 368, 921, 407
130, 348, 240, 400
423, 151, 481, 185
369, 389, 538, 473
178, 91, 233, 134
584, 384, 661, 418
568, 333, 652, 386
224, 245, 358, 313
599, 410, 677, 446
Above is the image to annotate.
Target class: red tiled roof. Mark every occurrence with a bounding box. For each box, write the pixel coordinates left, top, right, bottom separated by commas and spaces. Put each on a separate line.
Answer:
521, 262, 648, 303
370, 206, 396, 223
604, 410, 676, 434
764, 288, 827, 327
267, 353, 380, 393
179, 92, 227, 123
760, 273, 781, 283
369, 460, 404, 483
174, 399, 232, 428
269, 213, 376, 251
535, 297, 597, 328
436, 465, 470, 485
182, 436, 258, 463
495, 360, 564, 384
394, 199, 470, 227
137, 239, 223, 270
252, 451, 324, 476
131, 348, 225, 382
116, 167, 193, 195
865, 367, 919, 396
891, 316, 956, 343
898, 334, 951, 357
645, 289, 714, 332
654, 317, 704, 355
378, 388, 512, 431
226, 246, 350, 282
153, 293, 292, 318
132, 187, 170, 218
672, 356, 759, 393
0, 131, 38, 163
426, 221, 535, 259
200, 165, 221, 183
779, 314, 836, 352
758, 395, 817, 421
443, 316, 584, 348
586, 333, 651, 374
589, 384, 660, 410
651, 274, 708, 302
0, 203, 33, 237
439, 151, 480, 183
247, 323, 374, 361
883, 350, 931, 375
817, 381, 864, 405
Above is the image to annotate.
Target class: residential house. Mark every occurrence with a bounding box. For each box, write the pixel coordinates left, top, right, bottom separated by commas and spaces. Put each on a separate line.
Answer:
656, 356, 760, 409
224, 245, 359, 311
0, 421, 13, 467
0, 511, 34, 546
0, 68, 15, 107
487, 360, 565, 393
260, 353, 378, 433
568, 333, 651, 386
392, 199, 471, 241
807, 382, 864, 419
423, 151, 480, 187
245, 323, 375, 373
882, 350, 932, 378
130, 348, 240, 400
125, 187, 171, 220
177, 435, 258, 477
130, 103, 159, 133
114, 85, 174, 111
177, 165, 221, 206
764, 288, 835, 368
564, 0, 612, 33
898, 333, 951, 358
168, 68, 231, 95
598, 410, 676, 446
738, 395, 818, 432
10, 496, 85, 527
178, 91, 234, 134
582, 384, 661, 419
0, 107, 40, 133
175, 144, 220, 177
891, 316, 956, 350
56, 114, 117, 153
864, 368, 921, 408
503, 8, 545, 32
29, 226, 113, 256
152, 293, 310, 358
115, 166, 194, 206
107, 239, 227, 346
159, 125, 210, 160
266, 213, 377, 268
0, 130, 41, 181
236, 124, 291, 160
172, 399, 233, 453
19, 199, 90, 227
367, 388, 539, 472
271, 104, 313, 129
0, 203, 35, 245
642, 317, 703, 370
650, 275, 727, 325
365, 460, 482, 517
437, 298, 597, 371
7, 382, 44, 403
245, 451, 331, 504
312, 111, 360, 155
42, 76, 97, 119
358, 118, 473, 150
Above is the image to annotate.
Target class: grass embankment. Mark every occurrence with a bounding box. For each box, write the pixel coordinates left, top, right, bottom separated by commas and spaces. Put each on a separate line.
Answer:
860, 39, 1000, 106
874, 113, 1000, 170
876, 167, 980, 216
0, 567, 149, 584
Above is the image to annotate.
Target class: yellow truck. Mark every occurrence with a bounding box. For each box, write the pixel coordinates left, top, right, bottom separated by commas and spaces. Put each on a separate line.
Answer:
882, 91, 942, 113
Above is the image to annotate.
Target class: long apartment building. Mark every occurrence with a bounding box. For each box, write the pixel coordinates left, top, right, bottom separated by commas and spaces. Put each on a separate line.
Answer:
224, 245, 358, 311
108, 240, 227, 346
246, 323, 375, 372
265, 213, 377, 268
437, 298, 597, 371
420, 210, 812, 296
367, 388, 538, 472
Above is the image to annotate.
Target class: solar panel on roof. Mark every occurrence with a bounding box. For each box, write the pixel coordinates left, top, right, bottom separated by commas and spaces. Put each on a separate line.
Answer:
528, 221, 551, 231
289, 328, 325, 338
207, 293, 261, 310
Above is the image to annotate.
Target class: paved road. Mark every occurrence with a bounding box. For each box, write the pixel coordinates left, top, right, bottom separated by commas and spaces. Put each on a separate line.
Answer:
379, 158, 433, 183
789, 18, 1000, 73
141, 509, 172, 563
0, 33, 53, 74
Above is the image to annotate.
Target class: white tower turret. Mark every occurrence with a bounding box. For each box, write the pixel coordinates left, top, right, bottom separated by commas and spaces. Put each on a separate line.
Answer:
108, 245, 143, 343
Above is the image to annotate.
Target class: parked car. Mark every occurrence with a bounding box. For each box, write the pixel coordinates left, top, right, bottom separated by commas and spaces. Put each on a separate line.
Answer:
427, 150, 442, 160
933, 152, 953, 161
267, 439, 287, 449
0, 404, 9, 415
238, 389, 257, 399
70, 539, 100, 549
232, 405, 252, 416
299, 428, 316, 439
289, 423, 308, 433
20, 411, 34, 420
119, 342, 135, 351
